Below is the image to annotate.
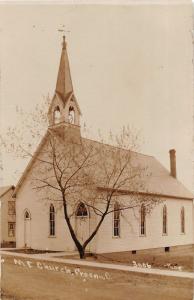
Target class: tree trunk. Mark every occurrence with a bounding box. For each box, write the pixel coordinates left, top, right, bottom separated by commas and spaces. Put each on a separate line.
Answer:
77, 245, 85, 259
62, 196, 87, 259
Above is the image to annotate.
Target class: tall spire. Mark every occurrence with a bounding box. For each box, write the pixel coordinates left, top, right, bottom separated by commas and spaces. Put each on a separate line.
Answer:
55, 36, 73, 99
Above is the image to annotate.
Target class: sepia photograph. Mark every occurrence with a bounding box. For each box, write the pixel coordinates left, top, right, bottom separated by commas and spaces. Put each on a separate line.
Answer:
0, 1, 194, 299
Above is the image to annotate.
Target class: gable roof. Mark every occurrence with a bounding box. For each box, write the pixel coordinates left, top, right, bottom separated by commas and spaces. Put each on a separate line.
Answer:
13, 130, 193, 200
0, 185, 15, 198
126, 152, 193, 200
82, 138, 194, 200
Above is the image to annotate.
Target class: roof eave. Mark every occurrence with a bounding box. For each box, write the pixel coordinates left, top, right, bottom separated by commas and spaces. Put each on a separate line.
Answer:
13, 132, 49, 197
97, 187, 194, 201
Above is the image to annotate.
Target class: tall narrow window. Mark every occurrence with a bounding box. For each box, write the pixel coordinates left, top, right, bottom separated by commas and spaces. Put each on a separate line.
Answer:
162, 205, 167, 235
8, 201, 15, 215
53, 106, 61, 124
24, 210, 31, 220
49, 204, 55, 236
181, 206, 185, 234
113, 202, 120, 237
76, 202, 88, 217
140, 204, 146, 236
8, 222, 15, 237
68, 106, 75, 124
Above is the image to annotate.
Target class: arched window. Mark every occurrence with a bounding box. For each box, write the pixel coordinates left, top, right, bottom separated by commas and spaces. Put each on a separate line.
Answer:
140, 204, 146, 236
68, 106, 75, 124
181, 206, 185, 234
24, 210, 31, 220
113, 202, 120, 237
162, 205, 167, 235
76, 202, 88, 217
49, 204, 55, 236
53, 106, 61, 124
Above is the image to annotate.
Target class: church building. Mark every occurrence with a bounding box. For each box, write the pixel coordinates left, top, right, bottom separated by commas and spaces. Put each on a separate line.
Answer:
14, 37, 194, 255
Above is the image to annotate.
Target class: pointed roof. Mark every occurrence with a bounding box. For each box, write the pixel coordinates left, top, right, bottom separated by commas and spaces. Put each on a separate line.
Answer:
0, 185, 15, 198
55, 36, 74, 101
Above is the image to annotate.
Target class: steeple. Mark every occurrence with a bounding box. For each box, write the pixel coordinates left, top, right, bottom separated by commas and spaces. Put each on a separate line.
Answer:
48, 36, 81, 129
55, 36, 73, 99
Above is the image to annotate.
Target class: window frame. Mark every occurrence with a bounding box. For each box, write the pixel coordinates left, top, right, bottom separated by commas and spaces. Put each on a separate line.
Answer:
8, 222, 15, 237
68, 106, 75, 124
24, 209, 31, 220
180, 206, 185, 234
8, 201, 15, 215
49, 204, 56, 237
112, 202, 120, 238
140, 204, 146, 236
76, 202, 88, 218
53, 106, 61, 124
162, 205, 168, 236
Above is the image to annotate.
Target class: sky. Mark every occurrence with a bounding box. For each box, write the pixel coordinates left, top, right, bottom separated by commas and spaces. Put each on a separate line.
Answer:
0, 2, 193, 191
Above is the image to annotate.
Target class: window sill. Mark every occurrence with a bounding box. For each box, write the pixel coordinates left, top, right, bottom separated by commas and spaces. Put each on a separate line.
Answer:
162, 233, 168, 236
139, 234, 146, 237
112, 236, 120, 239
48, 235, 56, 238
180, 232, 185, 235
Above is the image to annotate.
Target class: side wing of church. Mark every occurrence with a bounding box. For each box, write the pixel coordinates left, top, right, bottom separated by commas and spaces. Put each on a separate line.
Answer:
13, 37, 194, 254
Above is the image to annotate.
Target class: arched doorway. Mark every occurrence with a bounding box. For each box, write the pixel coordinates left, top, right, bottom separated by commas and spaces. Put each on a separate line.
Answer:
75, 202, 89, 248
24, 210, 31, 248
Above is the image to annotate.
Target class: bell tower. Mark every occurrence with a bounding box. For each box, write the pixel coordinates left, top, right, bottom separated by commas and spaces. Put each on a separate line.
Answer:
48, 36, 81, 131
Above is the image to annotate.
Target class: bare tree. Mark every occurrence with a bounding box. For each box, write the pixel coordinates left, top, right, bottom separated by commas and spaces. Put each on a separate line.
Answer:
1, 103, 160, 259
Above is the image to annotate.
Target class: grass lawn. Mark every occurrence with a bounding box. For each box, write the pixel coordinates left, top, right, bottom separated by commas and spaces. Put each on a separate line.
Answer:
6, 249, 61, 254
57, 246, 194, 272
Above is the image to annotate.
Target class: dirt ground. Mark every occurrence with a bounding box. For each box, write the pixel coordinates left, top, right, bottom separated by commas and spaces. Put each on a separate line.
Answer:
1, 254, 194, 300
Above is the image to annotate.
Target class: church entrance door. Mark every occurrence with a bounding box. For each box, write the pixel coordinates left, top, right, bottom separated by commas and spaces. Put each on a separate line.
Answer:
76, 217, 89, 244
75, 203, 90, 251
24, 210, 31, 248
